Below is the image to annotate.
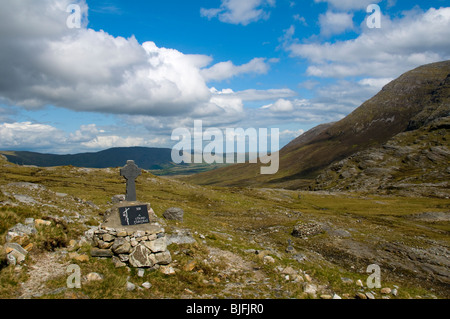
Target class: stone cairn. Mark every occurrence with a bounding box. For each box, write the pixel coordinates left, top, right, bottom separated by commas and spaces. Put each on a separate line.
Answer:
88, 160, 171, 269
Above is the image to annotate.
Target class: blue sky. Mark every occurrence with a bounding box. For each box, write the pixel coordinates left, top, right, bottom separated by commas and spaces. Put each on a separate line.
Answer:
0, 0, 449, 154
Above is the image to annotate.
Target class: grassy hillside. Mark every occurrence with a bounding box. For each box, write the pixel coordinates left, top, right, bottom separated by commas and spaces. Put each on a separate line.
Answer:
0, 155, 449, 299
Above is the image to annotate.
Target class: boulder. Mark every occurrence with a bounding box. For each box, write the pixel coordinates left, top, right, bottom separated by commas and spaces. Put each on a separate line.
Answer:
143, 237, 167, 253
90, 248, 113, 257
151, 251, 172, 265
7, 222, 37, 238
356, 292, 367, 299
112, 256, 126, 268
142, 282, 152, 289
5, 243, 28, 264
160, 265, 176, 275
166, 230, 196, 245
303, 283, 318, 296
162, 207, 184, 221
126, 281, 136, 291
35, 219, 51, 227
381, 287, 392, 294
111, 238, 131, 254
102, 234, 115, 242
365, 292, 376, 299
86, 272, 103, 282
129, 243, 154, 268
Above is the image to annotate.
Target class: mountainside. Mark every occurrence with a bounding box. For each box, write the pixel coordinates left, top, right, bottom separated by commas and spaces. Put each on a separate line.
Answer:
187, 61, 450, 189
313, 116, 450, 198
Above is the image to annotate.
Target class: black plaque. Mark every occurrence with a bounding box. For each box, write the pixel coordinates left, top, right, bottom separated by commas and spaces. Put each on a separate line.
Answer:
119, 205, 150, 226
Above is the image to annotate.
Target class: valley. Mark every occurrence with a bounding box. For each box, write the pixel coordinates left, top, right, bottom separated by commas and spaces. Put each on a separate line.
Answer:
0, 154, 448, 299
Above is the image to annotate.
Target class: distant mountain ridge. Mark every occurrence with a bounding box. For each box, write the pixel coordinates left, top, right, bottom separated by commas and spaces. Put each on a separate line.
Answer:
0, 147, 173, 170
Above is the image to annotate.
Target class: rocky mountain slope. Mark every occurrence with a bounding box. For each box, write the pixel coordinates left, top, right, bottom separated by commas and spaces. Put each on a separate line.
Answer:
187, 61, 450, 190
313, 116, 450, 198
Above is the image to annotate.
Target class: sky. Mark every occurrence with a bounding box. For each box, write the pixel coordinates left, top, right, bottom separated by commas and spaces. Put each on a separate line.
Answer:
0, 0, 449, 154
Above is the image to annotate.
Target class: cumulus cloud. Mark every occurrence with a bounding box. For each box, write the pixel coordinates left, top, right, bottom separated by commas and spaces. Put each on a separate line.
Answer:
286, 7, 450, 79
81, 136, 146, 149
201, 58, 271, 82
69, 124, 104, 143
201, 0, 276, 26
0, 0, 273, 119
261, 99, 294, 112
319, 11, 354, 36
0, 122, 65, 151
0, 121, 172, 153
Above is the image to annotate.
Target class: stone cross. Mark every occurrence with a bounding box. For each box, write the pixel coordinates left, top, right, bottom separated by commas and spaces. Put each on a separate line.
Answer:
120, 160, 141, 202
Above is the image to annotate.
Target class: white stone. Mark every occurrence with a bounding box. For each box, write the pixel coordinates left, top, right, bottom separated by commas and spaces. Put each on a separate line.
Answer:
381, 287, 392, 294
304, 284, 317, 296
366, 292, 375, 299
143, 237, 167, 253
126, 281, 136, 291
86, 272, 103, 282
263, 255, 275, 264
160, 265, 176, 275
142, 282, 152, 289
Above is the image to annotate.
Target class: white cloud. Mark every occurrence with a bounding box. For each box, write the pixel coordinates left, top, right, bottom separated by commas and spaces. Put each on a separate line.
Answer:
261, 99, 294, 112
0, 0, 276, 119
358, 78, 393, 88
210, 87, 297, 101
319, 11, 354, 36
314, 0, 382, 11
0, 121, 173, 153
69, 124, 103, 143
0, 122, 65, 150
280, 129, 305, 138
0, 0, 211, 116
201, 0, 276, 26
287, 7, 450, 79
201, 58, 271, 82
81, 136, 146, 149
293, 14, 307, 26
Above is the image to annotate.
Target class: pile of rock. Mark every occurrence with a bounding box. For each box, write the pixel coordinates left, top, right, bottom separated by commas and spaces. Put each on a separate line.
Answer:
291, 222, 324, 238
87, 224, 172, 269
3, 218, 52, 265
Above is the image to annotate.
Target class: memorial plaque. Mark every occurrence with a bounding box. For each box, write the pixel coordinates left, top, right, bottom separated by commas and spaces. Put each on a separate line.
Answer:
119, 205, 150, 226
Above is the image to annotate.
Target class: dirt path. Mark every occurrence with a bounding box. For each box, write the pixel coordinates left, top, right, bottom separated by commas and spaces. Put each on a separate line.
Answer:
19, 251, 69, 299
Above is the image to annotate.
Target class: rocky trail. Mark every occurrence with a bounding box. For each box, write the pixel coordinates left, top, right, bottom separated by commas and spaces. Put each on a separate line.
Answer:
19, 250, 69, 299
